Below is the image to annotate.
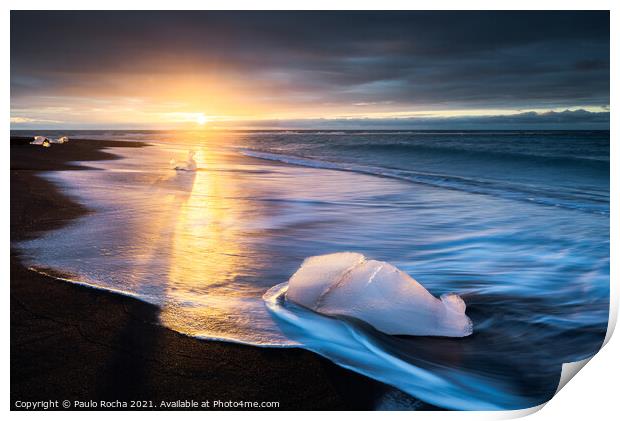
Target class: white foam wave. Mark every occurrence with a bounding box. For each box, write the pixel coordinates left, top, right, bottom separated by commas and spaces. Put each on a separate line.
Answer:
240, 150, 608, 215
264, 283, 525, 410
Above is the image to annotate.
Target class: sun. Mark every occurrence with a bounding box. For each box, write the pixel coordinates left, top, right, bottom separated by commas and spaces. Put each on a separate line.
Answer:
196, 114, 209, 125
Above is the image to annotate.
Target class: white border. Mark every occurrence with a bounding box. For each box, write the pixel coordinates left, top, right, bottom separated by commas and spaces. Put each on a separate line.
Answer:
3, 2, 617, 420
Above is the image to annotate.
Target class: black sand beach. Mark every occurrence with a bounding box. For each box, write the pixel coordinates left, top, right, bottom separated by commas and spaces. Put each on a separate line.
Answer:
10, 137, 394, 410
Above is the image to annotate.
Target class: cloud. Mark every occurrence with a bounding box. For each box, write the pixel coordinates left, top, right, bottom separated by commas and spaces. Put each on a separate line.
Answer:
214, 109, 610, 130
10, 11, 609, 127
10, 116, 62, 124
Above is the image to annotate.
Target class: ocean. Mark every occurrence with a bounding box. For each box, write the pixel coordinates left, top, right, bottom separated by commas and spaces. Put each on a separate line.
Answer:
14, 129, 609, 410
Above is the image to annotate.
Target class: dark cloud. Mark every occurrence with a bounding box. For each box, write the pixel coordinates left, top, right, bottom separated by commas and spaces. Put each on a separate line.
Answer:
10, 11, 610, 123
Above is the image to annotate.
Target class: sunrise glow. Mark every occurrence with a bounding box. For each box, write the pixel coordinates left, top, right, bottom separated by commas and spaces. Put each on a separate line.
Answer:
10, 11, 609, 130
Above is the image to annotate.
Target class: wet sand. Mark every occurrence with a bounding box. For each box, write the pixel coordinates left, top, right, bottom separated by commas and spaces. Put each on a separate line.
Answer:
10, 137, 392, 410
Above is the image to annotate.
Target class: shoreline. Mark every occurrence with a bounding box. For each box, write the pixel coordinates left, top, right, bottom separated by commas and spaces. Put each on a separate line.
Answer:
10, 137, 403, 410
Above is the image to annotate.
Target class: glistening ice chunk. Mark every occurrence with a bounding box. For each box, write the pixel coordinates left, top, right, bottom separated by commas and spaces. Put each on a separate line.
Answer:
30, 136, 51, 147
172, 150, 197, 171
50, 136, 69, 144
286, 252, 473, 337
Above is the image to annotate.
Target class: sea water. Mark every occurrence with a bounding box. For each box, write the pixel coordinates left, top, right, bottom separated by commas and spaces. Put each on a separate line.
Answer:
14, 130, 609, 410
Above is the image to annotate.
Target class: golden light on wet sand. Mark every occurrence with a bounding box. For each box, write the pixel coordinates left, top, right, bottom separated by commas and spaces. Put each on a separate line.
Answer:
159, 145, 260, 338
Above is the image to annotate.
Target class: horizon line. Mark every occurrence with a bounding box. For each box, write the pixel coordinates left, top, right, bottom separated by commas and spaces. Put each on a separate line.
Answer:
10, 127, 611, 132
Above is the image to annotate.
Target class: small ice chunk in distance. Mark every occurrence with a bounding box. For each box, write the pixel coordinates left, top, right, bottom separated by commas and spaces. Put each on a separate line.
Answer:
50, 136, 69, 144
172, 150, 197, 171
30, 136, 51, 147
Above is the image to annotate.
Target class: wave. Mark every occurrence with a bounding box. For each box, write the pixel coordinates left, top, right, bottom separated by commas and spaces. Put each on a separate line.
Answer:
325, 140, 610, 165
241, 131, 609, 163
263, 283, 535, 410
240, 150, 608, 215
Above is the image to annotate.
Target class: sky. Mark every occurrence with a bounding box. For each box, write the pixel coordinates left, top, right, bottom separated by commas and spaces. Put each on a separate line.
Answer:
10, 11, 610, 130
